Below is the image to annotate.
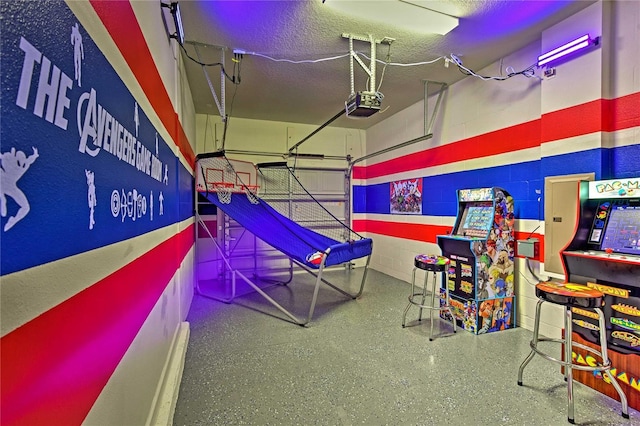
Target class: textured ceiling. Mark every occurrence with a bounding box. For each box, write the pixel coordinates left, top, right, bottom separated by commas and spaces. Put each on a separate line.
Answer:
178, 0, 596, 130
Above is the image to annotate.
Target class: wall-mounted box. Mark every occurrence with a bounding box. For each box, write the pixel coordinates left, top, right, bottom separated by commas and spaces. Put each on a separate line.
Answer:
517, 238, 539, 258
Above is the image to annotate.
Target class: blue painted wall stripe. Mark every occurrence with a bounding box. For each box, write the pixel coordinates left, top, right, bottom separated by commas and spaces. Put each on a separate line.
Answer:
353, 146, 640, 219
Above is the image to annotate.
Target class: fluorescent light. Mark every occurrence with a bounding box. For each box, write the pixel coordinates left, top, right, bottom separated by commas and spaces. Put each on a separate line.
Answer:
538, 35, 589, 62
173, 3, 185, 45
161, 2, 185, 45
325, 0, 459, 35
537, 34, 598, 67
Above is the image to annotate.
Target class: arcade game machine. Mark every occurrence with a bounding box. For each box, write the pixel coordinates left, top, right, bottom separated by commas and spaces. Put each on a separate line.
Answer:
561, 177, 640, 411
437, 187, 516, 334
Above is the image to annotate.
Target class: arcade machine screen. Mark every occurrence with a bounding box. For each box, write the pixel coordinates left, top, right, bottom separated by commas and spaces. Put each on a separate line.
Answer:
455, 201, 493, 239
599, 200, 640, 256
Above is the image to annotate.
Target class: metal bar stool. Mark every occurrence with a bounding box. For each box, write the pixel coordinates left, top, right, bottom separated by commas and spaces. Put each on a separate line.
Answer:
402, 254, 456, 341
517, 281, 629, 424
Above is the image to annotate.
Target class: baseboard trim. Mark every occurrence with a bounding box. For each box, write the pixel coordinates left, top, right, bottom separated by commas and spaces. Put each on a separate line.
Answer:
147, 321, 190, 426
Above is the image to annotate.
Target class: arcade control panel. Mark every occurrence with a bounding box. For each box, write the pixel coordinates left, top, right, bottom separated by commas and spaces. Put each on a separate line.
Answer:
564, 249, 640, 264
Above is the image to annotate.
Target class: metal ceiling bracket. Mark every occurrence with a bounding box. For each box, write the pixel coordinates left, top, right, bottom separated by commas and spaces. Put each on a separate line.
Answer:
347, 80, 447, 174
424, 80, 447, 135
189, 41, 227, 121
341, 33, 393, 95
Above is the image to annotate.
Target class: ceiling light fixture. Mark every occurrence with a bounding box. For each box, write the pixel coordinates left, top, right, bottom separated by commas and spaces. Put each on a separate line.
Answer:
161, 2, 185, 45
537, 34, 600, 67
324, 0, 458, 35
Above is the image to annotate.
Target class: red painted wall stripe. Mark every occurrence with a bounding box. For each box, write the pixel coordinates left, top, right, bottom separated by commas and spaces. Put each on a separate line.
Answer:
354, 93, 640, 180
354, 120, 541, 179
0, 225, 194, 426
354, 219, 545, 261
353, 219, 451, 242
541, 99, 602, 143
89, 0, 195, 170
603, 92, 640, 131
542, 93, 640, 142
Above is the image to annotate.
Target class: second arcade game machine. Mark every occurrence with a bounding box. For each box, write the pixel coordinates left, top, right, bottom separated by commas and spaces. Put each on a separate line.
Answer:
561, 177, 640, 411
437, 187, 516, 334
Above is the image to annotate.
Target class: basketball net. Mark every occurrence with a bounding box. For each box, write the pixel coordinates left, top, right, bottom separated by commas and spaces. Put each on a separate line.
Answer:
215, 184, 232, 204
245, 186, 260, 205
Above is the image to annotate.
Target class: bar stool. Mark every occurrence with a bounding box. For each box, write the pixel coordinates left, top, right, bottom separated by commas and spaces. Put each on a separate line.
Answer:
517, 281, 629, 424
402, 254, 456, 341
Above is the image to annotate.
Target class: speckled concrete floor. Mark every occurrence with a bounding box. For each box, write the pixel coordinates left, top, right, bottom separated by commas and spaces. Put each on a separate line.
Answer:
174, 269, 639, 426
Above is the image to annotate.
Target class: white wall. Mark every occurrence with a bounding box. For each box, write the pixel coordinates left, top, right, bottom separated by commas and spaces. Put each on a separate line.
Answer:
360, 0, 640, 339
193, 2, 640, 342
364, 40, 542, 281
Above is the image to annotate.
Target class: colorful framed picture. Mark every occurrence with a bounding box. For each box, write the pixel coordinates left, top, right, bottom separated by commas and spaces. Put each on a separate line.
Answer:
390, 178, 422, 214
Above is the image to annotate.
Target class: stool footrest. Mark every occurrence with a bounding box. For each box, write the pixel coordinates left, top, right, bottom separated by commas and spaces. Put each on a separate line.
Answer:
402, 259, 456, 340
518, 296, 629, 423
529, 337, 612, 372
407, 293, 450, 311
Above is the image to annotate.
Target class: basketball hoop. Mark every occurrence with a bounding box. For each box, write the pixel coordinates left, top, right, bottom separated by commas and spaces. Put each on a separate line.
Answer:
243, 185, 260, 205
214, 182, 234, 204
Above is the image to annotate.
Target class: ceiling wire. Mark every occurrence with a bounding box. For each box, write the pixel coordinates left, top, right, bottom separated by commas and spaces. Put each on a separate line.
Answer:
242, 52, 351, 64
230, 49, 539, 81
358, 52, 445, 67
241, 49, 446, 68
179, 42, 242, 84
186, 45, 536, 138
376, 43, 393, 92
449, 54, 539, 81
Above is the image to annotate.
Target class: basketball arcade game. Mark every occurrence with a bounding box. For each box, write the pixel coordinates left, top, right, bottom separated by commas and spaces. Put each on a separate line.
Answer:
437, 187, 516, 334
561, 177, 640, 410
194, 152, 373, 326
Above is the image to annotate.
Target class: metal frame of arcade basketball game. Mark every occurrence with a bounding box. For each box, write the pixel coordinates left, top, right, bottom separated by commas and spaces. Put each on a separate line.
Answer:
195, 154, 294, 300
194, 153, 373, 326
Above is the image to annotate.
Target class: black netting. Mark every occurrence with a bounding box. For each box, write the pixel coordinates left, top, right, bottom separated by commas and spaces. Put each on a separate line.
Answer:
196, 153, 371, 268
256, 162, 363, 243
196, 153, 364, 244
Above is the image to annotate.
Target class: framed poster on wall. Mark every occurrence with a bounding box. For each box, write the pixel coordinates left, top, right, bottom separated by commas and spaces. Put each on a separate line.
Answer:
390, 178, 422, 214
